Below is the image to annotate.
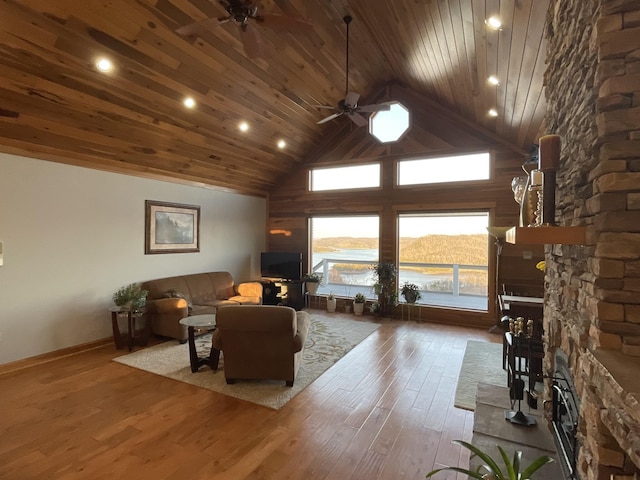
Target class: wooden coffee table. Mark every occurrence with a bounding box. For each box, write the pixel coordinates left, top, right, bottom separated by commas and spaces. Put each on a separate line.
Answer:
179, 314, 220, 373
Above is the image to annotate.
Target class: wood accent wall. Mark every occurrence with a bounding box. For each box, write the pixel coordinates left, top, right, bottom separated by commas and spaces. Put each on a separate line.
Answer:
268, 86, 544, 328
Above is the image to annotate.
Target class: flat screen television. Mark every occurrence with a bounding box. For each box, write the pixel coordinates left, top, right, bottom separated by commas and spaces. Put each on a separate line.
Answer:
260, 252, 302, 281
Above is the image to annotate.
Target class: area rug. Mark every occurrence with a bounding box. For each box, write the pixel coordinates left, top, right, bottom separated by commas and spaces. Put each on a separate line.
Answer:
113, 314, 380, 410
454, 340, 506, 411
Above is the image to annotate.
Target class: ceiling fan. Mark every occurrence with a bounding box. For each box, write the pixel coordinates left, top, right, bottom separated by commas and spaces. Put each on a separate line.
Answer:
316, 15, 390, 127
176, 0, 311, 59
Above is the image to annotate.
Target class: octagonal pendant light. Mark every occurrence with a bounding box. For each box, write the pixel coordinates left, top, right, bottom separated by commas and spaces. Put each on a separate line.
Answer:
369, 101, 410, 143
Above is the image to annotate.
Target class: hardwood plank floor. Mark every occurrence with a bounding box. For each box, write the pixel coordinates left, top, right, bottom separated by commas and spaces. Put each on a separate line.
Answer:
0, 312, 500, 480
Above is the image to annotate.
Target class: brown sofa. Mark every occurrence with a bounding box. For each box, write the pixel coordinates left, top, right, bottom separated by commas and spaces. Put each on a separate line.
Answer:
142, 272, 262, 342
212, 305, 311, 386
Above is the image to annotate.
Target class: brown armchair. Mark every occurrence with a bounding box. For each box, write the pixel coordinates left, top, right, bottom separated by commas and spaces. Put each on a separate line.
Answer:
211, 305, 310, 387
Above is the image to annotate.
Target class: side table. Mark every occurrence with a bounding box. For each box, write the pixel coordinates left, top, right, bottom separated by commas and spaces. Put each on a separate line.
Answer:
304, 292, 322, 309
109, 307, 150, 351
179, 314, 220, 373
401, 302, 420, 321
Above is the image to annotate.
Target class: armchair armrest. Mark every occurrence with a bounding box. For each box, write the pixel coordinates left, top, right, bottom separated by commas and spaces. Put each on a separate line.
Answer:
292, 311, 311, 353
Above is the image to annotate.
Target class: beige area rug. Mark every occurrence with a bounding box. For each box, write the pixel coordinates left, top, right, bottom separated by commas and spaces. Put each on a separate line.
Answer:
113, 313, 380, 410
454, 340, 506, 411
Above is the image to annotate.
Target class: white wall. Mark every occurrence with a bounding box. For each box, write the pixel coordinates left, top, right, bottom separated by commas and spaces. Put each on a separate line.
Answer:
0, 152, 266, 364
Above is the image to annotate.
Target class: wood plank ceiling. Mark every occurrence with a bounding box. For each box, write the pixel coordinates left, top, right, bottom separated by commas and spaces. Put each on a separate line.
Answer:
0, 0, 550, 196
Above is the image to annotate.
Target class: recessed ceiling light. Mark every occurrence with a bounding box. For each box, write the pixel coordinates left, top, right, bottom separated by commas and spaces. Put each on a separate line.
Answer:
485, 16, 503, 30
183, 97, 196, 109
488, 75, 500, 86
96, 57, 113, 73
239, 122, 249, 132
488, 108, 498, 117
277, 139, 286, 149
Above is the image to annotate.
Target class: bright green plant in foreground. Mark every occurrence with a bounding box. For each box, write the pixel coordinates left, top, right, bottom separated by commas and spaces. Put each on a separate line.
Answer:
425, 440, 553, 479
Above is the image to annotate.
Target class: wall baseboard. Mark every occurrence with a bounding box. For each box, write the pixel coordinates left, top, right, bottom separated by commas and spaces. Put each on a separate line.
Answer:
0, 337, 113, 376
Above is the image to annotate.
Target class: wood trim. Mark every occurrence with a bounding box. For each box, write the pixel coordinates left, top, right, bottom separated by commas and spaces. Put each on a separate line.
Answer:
0, 337, 113, 376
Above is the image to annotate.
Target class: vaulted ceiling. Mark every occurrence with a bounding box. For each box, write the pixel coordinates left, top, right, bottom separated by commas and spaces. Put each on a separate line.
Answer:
0, 0, 549, 196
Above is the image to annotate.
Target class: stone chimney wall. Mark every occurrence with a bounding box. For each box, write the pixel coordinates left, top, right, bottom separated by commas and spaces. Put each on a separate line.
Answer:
544, 0, 640, 478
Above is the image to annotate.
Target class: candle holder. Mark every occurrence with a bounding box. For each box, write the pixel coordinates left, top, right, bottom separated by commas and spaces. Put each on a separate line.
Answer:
538, 135, 561, 226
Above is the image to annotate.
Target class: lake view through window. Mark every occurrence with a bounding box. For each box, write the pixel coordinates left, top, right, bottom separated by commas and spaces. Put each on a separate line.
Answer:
308, 213, 489, 311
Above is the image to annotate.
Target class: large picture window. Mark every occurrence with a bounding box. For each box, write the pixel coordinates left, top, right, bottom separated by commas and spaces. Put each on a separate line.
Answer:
398, 212, 489, 311
309, 216, 379, 298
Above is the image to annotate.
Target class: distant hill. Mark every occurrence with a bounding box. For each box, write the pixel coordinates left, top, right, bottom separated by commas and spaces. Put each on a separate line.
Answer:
400, 234, 488, 265
313, 237, 378, 252
312, 235, 488, 265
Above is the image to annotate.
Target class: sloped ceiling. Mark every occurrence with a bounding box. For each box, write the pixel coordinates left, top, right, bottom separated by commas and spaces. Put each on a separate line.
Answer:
0, 0, 549, 196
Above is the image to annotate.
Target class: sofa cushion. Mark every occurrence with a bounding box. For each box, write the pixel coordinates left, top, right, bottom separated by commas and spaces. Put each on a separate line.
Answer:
228, 295, 261, 305
145, 276, 193, 302
209, 272, 236, 300
190, 305, 218, 316
184, 273, 218, 305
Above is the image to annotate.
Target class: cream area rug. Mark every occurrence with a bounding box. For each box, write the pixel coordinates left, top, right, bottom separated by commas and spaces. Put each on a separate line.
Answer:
113, 313, 380, 410
454, 340, 506, 411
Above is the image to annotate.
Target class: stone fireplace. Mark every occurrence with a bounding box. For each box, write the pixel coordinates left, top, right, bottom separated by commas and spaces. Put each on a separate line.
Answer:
543, 0, 640, 479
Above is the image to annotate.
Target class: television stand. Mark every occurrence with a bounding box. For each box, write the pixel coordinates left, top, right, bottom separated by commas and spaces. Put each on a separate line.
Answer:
260, 279, 304, 310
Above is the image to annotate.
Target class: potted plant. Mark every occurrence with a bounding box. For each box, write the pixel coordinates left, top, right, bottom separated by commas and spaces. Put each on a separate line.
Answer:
371, 261, 397, 316
113, 283, 148, 312
353, 293, 366, 315
303, 272, 322, 295
326, 292, 336, 312
425, 440, 553, 479
400, 282, 422, 304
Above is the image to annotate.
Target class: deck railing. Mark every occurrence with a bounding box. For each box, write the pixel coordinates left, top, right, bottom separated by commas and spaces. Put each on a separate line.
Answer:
309, 257, 488, 310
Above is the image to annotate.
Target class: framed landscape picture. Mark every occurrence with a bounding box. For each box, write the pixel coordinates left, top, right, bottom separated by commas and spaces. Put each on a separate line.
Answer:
145, 200, 200, 254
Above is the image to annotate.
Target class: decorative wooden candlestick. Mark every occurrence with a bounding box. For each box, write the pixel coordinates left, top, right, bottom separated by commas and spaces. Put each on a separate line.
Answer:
538, 135, 561, 226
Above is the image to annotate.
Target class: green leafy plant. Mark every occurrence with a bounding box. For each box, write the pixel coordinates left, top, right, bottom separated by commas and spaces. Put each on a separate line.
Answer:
371, 261, 397, 284
354, 293, 366, 303
113, 283, 148, 311
401, 282, 422, 303
302, 272, 322, 283
371, 261, 397, 315
425, 440, 553, 479
327, 291, 335, 300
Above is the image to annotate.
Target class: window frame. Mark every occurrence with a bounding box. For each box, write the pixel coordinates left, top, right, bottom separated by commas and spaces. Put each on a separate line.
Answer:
308, 214, 381, 298
395, 150, 493, 189
308, 162, 382, 193
396, 209, 490, 312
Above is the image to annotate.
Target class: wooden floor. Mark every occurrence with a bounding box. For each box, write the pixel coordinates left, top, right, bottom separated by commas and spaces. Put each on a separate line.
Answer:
0, 313, 499, 480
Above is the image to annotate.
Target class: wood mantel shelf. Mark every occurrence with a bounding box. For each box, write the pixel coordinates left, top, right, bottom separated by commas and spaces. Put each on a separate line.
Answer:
506, 226, 586, 245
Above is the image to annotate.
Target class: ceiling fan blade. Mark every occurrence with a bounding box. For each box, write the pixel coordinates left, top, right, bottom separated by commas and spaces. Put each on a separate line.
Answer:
176, 16, 222, 36
317, 112, 343, 125
344, 91, 360, 108
241, 24, 269, 58
348, 112, 368, 127
357, 103, 391, 113
257, 14, 312, 30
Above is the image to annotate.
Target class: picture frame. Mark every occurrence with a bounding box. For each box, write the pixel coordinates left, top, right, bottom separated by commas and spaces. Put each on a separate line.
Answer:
145, 200, 200, 254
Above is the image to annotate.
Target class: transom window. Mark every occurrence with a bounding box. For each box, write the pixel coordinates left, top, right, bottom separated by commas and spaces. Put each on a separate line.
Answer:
309, 163, 380, 192
397, 152, 490, 186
